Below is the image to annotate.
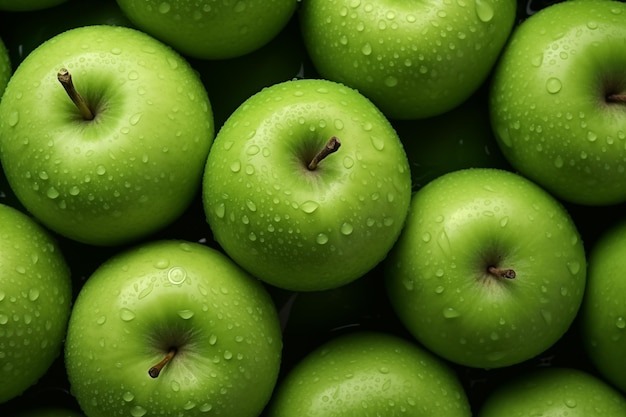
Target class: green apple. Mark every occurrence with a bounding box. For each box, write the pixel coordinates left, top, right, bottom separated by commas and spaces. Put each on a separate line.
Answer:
0, 36, 10, 97
0, 0, 67, 11
115, 0, 298, 60
0, 25, 214, 246
0, 0, 133, 68
65, 239, 282, 417
267, 331, 471, 416
299, 0, 517, 120
477, 367, 626, 416
203, 78, 412, 291
0, 203, 72, 404
385, 168, 587, 368
490, 0, 626, 206
580, 218, 626, 393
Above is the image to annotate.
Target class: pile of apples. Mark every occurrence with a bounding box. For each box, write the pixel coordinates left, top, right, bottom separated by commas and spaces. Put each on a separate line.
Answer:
1, 0, 625, 416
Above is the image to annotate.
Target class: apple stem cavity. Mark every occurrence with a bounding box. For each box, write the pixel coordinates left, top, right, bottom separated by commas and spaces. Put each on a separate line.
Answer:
148, 348, 177, 378
488, 266, 516, 280
607, 92, 626, 105
57, 68, 95, 121
308, 136, 341, 170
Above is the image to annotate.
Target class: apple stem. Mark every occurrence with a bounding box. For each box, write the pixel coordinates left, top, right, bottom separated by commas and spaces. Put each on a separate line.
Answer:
607, 93, 626, 105
57, 68, 94, 121
488, 266, 516, 279
308, 136, 341, 170
148, 348, 176, 378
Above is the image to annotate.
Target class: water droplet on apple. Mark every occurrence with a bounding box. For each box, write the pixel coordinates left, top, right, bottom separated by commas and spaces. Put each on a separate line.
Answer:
170, 380, 181, 392
586, 131, 597, 142
499, 216, 509, 227
168, 266, 187, 284
46, 187, 60, 199
123, 392, 135, 402
370, 135, 385, 150
340, 222, 354, 235
540, 309, 552, 325
96, 315, 106, 325
615, 317, 625, 329
361, 43, 372, 56
199, 403, 213, 413
300, 200, 319, 214
120, 308, 136, 322
343, 156, 355, 168
586, 21, 598, 30
130, 405, 147, 417
214, 203, 225, 219
7, 111, 19, 127
442, 307, 460, 319
402, 278, 414, 291
245, 199, 257, 212
566, 260, 580, 275
158, 2, 170, 13
434, 285, 445, 294
177, 309, 194, 319
230, 161, 241, 173
553, 155, 564, 168
564, 398, 577, 408
0, 314, 8, 325
474, 0, 494, 22
28, 288, 39, 301
546, 77, 562, 94
316, 233, 329, 245
209, 334, 218, 345
384, 76, 398, 87
531, 53, 544, 67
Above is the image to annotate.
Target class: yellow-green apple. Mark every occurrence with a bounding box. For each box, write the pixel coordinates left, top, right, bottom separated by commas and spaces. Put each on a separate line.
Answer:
386, 168, 587, 368
267, 331, 471, 416
0, 25, 214, 246
64, 240, 282, 417
477, 367, 626, 416
490, 0, 626, 206
203, 78, 412, 291
115, 0, 298, 59
0, 203, 71, 404
580, 218, 626, 393
299, 0, 517, 119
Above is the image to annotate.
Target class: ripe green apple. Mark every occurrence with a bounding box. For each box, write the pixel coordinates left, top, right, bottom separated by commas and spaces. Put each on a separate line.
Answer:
0, 203, 72, 404
490, 0, 626, 206
385, 168, 587, 368
580, 218, 626, 393
0, 0, 67, 11
203, 78, 412, 291
0, 25, 214, 246
115, 0, 298, 59
65, 240, 282, 417
267, 331, 471, 416
299, 0, 517, 120
477, 367, 626, 416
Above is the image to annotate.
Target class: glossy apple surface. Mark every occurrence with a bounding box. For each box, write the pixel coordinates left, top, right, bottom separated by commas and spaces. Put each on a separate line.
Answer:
65, 240, 282, 417
0, 25, 214, 246
299, 0, 517, 119
385, 168, 586, 368
0, 203, 72, 404
580, 218, 626, 393
490, 0, 626, 205
203, 78, 412, 291
115, 0, 298, 59
477, 367, 626, 416
267, 331, 471, 416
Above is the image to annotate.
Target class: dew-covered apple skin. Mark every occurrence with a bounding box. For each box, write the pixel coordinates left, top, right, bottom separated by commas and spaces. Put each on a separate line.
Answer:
0, 25, 214, 246
490, 0, 626, 206
116, 0, 298, 59
64, 240, 282, 417
0, 203, 72, 404
267, 331, 471, 417
299, 0, 517, 119
580, 219, 626, 393
203, 78, 412, 291
386, 168, 586, 368
477, 367, 626, 417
